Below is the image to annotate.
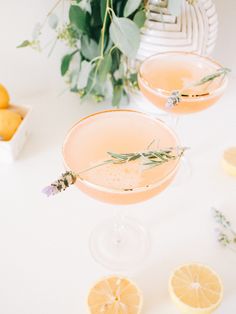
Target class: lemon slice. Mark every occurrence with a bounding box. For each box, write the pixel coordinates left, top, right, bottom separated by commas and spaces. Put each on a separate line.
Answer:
87, 276, 143, 314
169, 263, 223, 314
222, 147, 236, 177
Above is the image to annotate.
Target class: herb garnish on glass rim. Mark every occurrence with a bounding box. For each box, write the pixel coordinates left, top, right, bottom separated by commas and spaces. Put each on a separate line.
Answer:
166, 67, 230, 109
43, 145, 187, 196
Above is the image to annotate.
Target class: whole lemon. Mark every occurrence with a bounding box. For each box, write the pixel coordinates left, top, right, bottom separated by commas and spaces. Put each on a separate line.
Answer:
0, 84, 10, 109
0, 109, 22, 141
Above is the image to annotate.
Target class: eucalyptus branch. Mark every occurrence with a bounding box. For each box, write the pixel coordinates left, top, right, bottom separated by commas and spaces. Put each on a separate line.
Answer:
109, 45, 118, 55
18, 0, 145, 105
100, 0, 110, 57
86, 0, 113, 97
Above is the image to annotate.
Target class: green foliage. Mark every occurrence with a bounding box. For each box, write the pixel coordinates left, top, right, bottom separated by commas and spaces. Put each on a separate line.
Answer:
109, 14, 140, 58
112, 84, 123, 106
18, 0, 157, 106
69, 5, 89, 34
62, 0, 145, 106
124, 0, 142, 17
81, 36, 99, 60
61, 50, 78, 76
17, 40, 31, 48
133, 10, 146, 28
98, 53, 112, 83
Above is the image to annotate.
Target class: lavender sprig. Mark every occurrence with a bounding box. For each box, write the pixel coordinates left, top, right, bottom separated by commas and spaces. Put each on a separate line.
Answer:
166, 67, 230, 109
106, 146, 187, 169
42, 171, 77, 197
43, 145, 187, 196
166, 91, 181, 110
212, 208, 236, 251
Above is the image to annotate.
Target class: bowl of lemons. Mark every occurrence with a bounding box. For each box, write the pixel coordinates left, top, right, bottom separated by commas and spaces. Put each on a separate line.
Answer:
0, 84, 32, 162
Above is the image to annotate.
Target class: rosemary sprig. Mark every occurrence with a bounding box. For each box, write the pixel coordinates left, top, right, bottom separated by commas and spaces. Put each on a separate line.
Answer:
42, 171, 77, 196
106, 146, 187, 168
166, 67, 230, 109
194, 67, 230, 87
43, 145, 187, 196
212, 208, 236, 252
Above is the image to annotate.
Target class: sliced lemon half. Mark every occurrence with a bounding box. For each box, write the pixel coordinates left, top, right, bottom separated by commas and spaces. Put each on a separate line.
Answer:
169, 263, 223, 314
87, 275, 143, 314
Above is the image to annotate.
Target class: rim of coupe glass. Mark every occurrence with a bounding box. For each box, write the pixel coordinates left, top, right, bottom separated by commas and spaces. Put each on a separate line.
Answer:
62, 109, 182, 194
138, 51, 228, 101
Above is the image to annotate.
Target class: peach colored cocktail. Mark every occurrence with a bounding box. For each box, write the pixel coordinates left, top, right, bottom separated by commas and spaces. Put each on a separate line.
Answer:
61, 109, 185, 270
62, 109, 180, 205
138, 52, 228, 114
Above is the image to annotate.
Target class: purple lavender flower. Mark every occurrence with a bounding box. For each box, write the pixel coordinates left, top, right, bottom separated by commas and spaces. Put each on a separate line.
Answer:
42, 185, 58, 197
42, 171, 77, 197
212, 207, 236, 250
165, 91, 181, 109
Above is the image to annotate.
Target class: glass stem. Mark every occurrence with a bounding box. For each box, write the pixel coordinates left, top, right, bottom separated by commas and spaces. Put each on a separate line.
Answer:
112, 208, 127, 247
170, 113, 180, 129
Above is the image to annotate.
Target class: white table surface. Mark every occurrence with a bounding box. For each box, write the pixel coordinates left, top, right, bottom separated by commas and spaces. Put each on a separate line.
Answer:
1, 1, 236, 313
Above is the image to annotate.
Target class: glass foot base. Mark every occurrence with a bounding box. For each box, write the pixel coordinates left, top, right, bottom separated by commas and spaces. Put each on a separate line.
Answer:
89, 217, 150, 271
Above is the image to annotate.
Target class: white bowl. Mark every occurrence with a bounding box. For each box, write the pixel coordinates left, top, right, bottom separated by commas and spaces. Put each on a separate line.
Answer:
0, 105, 32, 163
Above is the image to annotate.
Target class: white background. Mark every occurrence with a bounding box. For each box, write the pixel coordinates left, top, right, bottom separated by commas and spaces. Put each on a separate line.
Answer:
0, 1, 236, 313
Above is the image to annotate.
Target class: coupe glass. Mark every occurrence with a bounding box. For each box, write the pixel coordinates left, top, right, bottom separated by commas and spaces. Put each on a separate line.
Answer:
62, 109, 182, 270
138, 51, 228, 116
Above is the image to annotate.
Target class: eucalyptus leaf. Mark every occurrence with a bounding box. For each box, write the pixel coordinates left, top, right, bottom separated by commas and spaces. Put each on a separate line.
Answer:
115, 1, 124, 16
81, 36, 99, 60
168, 0, 183, 16
17, 40, 31, 48
133, 10, 146, 28
69, 5, 88, 33
112, 85, 123, 107
104, 36, 113, 53
109, 14, 140, 58
61, 50, 78, 76
77, 60, 93, 89
85, 66, 102, 95
114, 62, 125, 80
111, 49, 121, 73
61, 55, 73, 76
78, 0, 92, 14
124, 0, 142, 17
48, 14, 59, 29
70, 68, 80, 92
98, 54, 112, 82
